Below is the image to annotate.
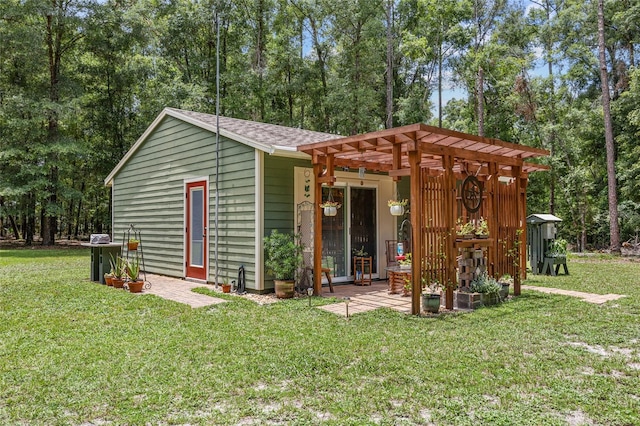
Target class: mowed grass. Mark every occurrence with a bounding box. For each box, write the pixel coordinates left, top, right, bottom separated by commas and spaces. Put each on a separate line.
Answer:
1, 249, 639, 425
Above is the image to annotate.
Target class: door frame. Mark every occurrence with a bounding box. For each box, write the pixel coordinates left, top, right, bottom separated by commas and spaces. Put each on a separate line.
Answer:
184, 177, 210, 281
323, 180, 380, 282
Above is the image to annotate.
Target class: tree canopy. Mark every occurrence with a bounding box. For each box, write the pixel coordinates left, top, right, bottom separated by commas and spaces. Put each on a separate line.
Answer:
1, 0, 639, 251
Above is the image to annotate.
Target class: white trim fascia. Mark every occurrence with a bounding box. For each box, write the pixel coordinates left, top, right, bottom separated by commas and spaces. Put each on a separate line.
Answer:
271, 147, 310, 159
110, 182, 115, 241
255, 150, 264, 291
182, 179, 187, 278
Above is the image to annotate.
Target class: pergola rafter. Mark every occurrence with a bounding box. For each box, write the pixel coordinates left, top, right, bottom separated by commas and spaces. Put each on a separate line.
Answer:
298, 124, 549, 314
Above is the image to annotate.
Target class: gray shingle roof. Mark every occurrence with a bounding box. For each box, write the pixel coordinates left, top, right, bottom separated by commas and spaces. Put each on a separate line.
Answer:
167, 108, 342, 148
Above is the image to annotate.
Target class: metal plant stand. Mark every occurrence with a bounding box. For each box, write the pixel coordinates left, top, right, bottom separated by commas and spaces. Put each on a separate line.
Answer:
122, 224, 151, 290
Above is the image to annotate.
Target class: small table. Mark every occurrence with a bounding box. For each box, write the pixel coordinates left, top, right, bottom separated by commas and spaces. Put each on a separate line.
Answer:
386, 266, 411, 294
353, 256, 372, 286
81, 243, 122, 284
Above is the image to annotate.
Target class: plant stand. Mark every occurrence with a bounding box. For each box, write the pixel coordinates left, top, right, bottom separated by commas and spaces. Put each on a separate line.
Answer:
353, 256, 372, 286
541, 256, 569, 276
122, 224, 151, 291
387, 267, 409, 294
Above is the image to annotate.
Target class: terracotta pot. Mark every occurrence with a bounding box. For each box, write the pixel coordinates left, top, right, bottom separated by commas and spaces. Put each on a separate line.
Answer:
128, 242, 139, 251
104, 275, 114, 286
128, 280, 144, 293
274, 280, 295, 299
221, 284, 231, 293
112, 278, 125, 289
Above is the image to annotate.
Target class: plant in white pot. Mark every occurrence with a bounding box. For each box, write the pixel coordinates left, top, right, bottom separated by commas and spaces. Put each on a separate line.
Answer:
264, 229, 303, 299
388, 199, 408, 216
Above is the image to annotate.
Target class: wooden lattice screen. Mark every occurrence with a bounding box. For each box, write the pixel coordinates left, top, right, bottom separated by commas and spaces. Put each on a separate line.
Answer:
420, 169, 455, 283
420, 170, 523, 289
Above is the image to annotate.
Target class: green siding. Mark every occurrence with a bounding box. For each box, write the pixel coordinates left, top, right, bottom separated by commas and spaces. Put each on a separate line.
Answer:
262, 156, 310, 291
112, 116, 258, 289
263, 156, 310, 235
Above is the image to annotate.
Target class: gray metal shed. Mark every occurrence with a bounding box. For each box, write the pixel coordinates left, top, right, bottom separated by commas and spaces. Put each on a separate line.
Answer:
526, 214, 563, 274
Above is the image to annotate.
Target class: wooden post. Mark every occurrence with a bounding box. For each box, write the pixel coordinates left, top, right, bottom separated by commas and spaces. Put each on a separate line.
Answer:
488, 162, 499, 277
313, 163, 323, 296
513, 165, 522, 296
443, 155, 456, 310
409, 149, 422, 315
520, 177, 528, 281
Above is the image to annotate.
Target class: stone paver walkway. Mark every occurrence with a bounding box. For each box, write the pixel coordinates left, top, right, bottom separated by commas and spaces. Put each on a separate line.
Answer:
316, 282, 414, 316
522, 285, 625, 304
142, 274, 226, 308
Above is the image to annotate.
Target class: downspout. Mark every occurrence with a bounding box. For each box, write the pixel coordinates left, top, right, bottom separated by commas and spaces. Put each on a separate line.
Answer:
214, 7, 221, 288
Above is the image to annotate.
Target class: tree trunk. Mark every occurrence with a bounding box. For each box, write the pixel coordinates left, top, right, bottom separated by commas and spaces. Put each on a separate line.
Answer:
597, 0, 621, 254
438, 44, 443, 128
385, 0, 393, 129
477, 66, 484, 136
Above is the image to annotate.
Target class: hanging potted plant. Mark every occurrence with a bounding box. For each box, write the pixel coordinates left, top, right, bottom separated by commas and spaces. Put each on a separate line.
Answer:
126, 257, 144, 293
319, 200, 341, 217
388, 199, 408, 216
128, 238, 139, 251
264, 229, 303, 299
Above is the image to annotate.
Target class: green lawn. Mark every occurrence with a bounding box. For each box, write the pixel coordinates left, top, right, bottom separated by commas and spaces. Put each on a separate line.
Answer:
1, 249, 639, 425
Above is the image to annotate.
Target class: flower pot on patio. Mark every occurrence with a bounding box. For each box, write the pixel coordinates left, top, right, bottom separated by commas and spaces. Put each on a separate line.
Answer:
499, 283, 510, 300
274, 279, 295, 299
422, 293, 441, 313
104, 273, 114, 286
112, 278, 125, 289
128, 280, 144, 293
221, 283, 231, 293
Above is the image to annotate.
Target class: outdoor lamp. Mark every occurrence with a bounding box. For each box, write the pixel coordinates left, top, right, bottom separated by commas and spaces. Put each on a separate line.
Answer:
307, 286, 313, 307
343, 296, 351, 319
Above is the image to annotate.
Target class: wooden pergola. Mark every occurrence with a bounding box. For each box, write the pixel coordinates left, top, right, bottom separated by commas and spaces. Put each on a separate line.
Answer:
297, 123, 549, 315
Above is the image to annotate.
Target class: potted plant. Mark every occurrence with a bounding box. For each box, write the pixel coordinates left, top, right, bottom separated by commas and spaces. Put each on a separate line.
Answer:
263, 229, 303, 299
398, 252, 412, 270
388, 199, 408, 216
128, 238, 140, 251
319, 200, 341, 217
422, 280, 442, 313
110, 254, 127, 289
103, 272, 114, 286
456, 218, 476, 240
475, 217, 489, 238
221, 277, 232, 293
546, 238, 567, 259
126, 257, 144, 293
468, 272, 501, 307
402, 277, 412, 297
498, 274, 512, 301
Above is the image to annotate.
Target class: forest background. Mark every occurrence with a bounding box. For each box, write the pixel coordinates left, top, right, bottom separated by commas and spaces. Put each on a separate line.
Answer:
1, 0, 640, 252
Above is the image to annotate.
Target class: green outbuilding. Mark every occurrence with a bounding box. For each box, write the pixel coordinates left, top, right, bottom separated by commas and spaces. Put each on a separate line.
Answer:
105, 108, 400, 293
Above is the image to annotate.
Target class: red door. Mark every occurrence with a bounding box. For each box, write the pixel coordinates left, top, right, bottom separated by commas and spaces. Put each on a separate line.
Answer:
186, 181, 207, 280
